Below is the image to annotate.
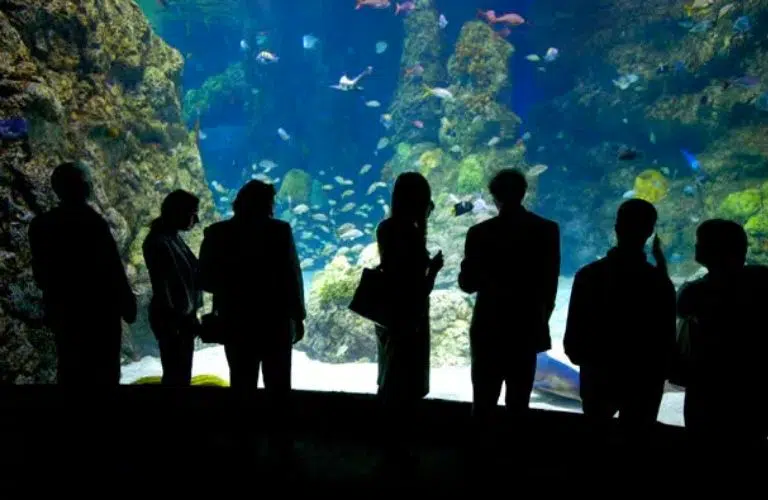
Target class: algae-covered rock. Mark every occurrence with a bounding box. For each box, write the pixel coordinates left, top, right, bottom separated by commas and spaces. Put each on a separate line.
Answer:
388, 0, 445, 145
0, 0, 216, 382
182, 63, 249, 123
457, 154, 486, 194
277, 169, 313, 204
718, 189, 763, 221
633, 169, 670, 204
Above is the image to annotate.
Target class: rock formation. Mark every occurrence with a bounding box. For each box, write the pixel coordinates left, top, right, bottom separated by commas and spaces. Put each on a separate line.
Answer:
0, 0, 216, 382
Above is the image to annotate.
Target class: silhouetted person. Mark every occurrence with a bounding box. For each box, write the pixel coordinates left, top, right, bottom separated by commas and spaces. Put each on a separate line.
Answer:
198, 180, 305, 450
677, 219, 768, 448
143, 190, 202, 386
28, 162, 137, 385
375, 172, 443, 466
459, 169, 560, 425
564, 199, 676, 442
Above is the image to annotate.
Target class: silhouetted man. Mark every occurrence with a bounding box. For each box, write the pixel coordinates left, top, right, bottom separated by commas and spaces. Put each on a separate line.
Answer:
198, 180, 305, 449
459, 169, 561, 422
677, 219, 768, 448
28, 162, 137, 385
564, 199, 675, 440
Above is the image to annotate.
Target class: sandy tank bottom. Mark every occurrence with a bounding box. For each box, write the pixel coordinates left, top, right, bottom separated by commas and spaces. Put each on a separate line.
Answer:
120, 276, 686, 427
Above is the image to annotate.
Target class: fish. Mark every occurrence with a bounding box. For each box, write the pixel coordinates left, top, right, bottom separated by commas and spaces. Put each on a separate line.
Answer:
240, 39, 249, 51
256, 51, 279, 64
412, 120, 424, 128
490, 12, 526, 26
617, 146, 639, 161
340, 229, 364, 240
377, 137, 390, 150
360, 164, 373, 174
330, 66, 373, 91
293, 204, 310, 215
322, 184, 334, 191
680, 149, 701, 172
487, 136, 500, 147
544, 48, 559, 62
341, 189, 355, 198
355, 0, 391, 9
328, 200, 337, 206
380, 113, 394, 129
300, 258, 315, 269
395, 2, 415, 15
259, 159, 278, 171
422, 85, 455, 101
303, 34, 319, 50
718, 3, 736, 19
341, 202, 357, 213
365, 100, 381, 108
277, 128, 290, 141
526, 54, 541, 62
622, 190, 636, 199
439, 14, 448, 29
375, 41, 388, 54
312, 213, 329, 222
367, 181, 387, 195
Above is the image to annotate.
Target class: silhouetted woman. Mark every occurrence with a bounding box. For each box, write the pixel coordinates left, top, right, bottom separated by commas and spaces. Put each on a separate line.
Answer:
375, 172, 443, 454
143, 189, 202, 386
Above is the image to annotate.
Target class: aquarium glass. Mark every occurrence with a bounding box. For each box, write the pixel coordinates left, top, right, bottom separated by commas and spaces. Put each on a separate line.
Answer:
10, 0, 768, 428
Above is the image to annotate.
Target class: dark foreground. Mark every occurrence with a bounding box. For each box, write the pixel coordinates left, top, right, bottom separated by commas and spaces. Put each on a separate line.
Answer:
0, 387, 764, 489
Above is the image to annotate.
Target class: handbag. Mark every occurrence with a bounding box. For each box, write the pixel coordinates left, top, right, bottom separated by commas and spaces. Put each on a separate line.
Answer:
199, 308, 230, 344
348, 266, 392, 329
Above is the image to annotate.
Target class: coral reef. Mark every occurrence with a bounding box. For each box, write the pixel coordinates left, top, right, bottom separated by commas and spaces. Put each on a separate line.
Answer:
182, 63, 250, 123
388, 0, 446, 145
0, 0, 216, 382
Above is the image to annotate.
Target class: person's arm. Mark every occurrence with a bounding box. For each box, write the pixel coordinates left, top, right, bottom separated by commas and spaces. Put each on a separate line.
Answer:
676, 282, 698, 319
563, 270, 590, 366
458, 227, 480, 294
542, 223, 561, 318
143, 236, 191, 317
286, 224, 306, 322
198, 229, 217, 294
101, 220, 136, 323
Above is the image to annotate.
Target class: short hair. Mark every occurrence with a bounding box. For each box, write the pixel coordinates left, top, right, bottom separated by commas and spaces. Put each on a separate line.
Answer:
489, 169, 527, 206
615, 199, 657, 242
697, 218, 748, 262
161, 189, 199, 220
51, 161, 91, 202
233, 180, 276, 217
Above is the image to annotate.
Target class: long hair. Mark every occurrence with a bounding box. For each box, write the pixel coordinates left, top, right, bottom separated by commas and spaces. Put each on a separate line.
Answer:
391, 172, 432, 238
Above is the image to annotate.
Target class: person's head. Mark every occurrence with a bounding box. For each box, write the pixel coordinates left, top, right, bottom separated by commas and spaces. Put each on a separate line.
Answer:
695, 219, 748, 272
233, 180, 276, 219
391, 172, 433, 226
614, 199, 658, 249
51, 161, 92, 204
160, 189, 200, 231
489, 169, 528, 210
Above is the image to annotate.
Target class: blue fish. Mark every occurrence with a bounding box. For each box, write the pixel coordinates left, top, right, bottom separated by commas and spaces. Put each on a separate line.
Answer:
0, 117, 28, 140
680, 148, 701, 172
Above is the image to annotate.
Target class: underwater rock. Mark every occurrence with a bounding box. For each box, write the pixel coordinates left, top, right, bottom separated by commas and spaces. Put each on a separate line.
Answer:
182, 63, 249, 123
388, 0, 446, 145
0, 0, 216, 381
718, 188, 763, 221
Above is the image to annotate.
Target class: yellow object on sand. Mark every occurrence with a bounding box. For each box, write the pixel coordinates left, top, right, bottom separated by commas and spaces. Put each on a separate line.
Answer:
131, 374, 229, 387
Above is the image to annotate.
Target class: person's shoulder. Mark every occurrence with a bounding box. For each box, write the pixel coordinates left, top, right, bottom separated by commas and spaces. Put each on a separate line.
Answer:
574, 257, 607, 280
467, 216, 497, 236
527, 211, 559, 231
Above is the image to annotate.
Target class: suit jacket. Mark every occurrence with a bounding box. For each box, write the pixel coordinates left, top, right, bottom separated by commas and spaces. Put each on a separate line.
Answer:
458, 207, 560, 353
198, 215, 305, 328
28, 202, 136, 325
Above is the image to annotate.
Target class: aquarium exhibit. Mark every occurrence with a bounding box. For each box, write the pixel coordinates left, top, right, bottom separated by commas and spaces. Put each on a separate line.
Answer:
3, 0, 768, 427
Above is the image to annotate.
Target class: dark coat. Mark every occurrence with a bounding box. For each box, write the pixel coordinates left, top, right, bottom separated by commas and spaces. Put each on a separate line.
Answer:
142, 222, 202, 319
458, 207, 560, 354
28, 202, 136, 326
563, 247, 677, 380
198, 216, 305, 330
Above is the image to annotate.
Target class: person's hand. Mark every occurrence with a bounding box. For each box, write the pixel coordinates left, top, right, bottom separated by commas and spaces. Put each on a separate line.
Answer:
430, 250, 444, 275
293, 320, 305, 344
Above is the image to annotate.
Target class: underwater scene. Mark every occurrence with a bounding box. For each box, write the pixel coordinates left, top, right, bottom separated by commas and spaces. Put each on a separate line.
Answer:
4, 0, 768, 427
